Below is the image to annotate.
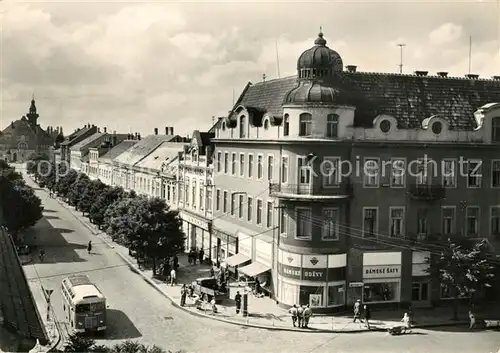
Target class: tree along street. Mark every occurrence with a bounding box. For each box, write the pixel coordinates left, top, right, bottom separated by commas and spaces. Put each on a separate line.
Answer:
21, 174, 500, 353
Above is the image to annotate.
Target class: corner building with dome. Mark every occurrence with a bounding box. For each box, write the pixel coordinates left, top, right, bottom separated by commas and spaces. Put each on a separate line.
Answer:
210, 32, 500, 312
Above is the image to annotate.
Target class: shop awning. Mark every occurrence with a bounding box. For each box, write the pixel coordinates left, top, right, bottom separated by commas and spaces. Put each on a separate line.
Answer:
239, 262, 271, 277
224, 253, 251, 267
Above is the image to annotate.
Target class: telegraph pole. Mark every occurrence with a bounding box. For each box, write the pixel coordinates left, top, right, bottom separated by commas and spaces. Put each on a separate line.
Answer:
397, 44, 406, 74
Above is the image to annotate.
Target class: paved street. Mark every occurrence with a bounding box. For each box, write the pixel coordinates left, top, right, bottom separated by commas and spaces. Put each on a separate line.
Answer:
18, 172, 500, 353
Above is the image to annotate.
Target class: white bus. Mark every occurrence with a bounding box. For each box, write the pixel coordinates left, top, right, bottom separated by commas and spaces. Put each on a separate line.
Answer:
61, 275, 107, 333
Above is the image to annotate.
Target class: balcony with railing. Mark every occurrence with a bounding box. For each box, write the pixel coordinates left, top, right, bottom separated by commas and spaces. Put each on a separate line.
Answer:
269, 182, 353, 200
408, 183, 445, 200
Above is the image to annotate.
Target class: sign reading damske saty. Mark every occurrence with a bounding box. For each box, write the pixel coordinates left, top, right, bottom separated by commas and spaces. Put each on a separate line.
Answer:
363, 265, 401, 279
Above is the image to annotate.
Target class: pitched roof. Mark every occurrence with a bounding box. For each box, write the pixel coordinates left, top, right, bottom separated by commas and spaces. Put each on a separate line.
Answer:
0, 118, 54, 146
99, 140, 137, 163
113, 134, 177, 166
135, 141, 188, 171
235, 73, 500, 130
60, 126, 94, 146
70, 132, 106, 151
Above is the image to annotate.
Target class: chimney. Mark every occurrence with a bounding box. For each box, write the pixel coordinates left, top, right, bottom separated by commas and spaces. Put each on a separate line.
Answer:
137, 133, 141, 140
493, 76, 500, 81
98, 127, 101, 133
112, 135, 117, 146
437, 72, 448, 77
169, 127, 174, 135
104, 127, 107, 133
135, 132, 139, 140
165, 126, 169, 135
346, 65, 357, 73
466, 74, 479, 79
414, 71, 428, 77
154, 128, 158, 135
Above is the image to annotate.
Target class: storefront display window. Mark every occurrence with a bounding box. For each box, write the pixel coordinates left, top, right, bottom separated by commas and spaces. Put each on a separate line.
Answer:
280, 281, 297, 306
299, 286, 323, 307
363, 282, 399, 303
412, 282, 429, 301
327, 285, 345, 306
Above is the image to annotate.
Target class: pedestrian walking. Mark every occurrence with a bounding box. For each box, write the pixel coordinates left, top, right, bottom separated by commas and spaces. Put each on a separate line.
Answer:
87, 241, 92, 254
235, 291, 242, 314
289, 304, 298, 327
180, 284, 187, 307
193, 249, 198, 265
39, 249, 45, 262
170, 268, 176, 286
173, 255, 179, 270
199, 248, 204, 265
303, 304, 312, 328
401, 312, 411, 332
297, 304, 304, 328
353, 299, 362, 322
364, 305, 371, 330
469, 310, 476, 330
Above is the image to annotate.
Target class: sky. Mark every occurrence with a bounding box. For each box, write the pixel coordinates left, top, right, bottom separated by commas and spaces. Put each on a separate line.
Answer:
1, 0, 499, 137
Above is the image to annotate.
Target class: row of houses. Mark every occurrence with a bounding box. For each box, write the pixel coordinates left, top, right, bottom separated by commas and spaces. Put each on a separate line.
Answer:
51, 31, 500, 312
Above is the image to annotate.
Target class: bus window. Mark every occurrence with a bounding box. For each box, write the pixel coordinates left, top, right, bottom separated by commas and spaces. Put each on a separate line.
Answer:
75, 304, 91, 313
90, 302, 105, 311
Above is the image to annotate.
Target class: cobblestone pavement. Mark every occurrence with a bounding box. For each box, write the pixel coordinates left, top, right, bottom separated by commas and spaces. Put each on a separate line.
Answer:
19, 174, 500, 353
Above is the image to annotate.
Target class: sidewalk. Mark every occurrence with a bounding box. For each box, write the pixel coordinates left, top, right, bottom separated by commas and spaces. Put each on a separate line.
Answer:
48, 187, 487, 333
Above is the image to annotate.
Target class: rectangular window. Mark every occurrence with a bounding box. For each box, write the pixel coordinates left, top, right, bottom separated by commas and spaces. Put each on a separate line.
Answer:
492, 160, 500, 188
417, 208, 428, 235
231, 153, 237, 176
296, 208, 312, 239
239, 116, 246, 138
281, 156, 289, 183
223, 190, 228, 213
215, 189, 221, 211
257, 155, 263, 179
389, 207, 405, 238
322, 208, 339, 240
411, 282, 429, 302
362, 207, 378, 238
323, 157, 340, 187
248, 154, 254, 178
363, 158, 379, 187
199, 188, 204, 210
238, 195, 244, 218
492, 117, 500, 142
441, 206, 455, 235
267, 155, 274, 181
207, 189, 212, 212
280, 209, 287, 236
191, 180, 197, 209
491, 206, 500, 238
239, 153, 245, 177
298, 157, 311, 184
467, 160, 482, 188
224, 152, 229, 174
326, 114, 339, 138
466, 206, 480, 237
256, 199, 263, 225
416, 158, 433, 185
442, 159, 456, 187
299, 114, 312, 136
231, 193, 236, 216
283, 116, 290, 136
327, 285, 346, 306
266, 201, 273, 228
247, 197, 253, 222
390, 159, 405, 187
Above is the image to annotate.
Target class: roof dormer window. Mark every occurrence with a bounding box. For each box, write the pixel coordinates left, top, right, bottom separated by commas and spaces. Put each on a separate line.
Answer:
239, 116, 246, 138
192, 150, 198, 162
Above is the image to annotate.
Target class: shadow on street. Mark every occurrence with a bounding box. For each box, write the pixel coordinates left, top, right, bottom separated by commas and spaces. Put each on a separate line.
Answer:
44, 215, 59, 220
97, 309, 142, 340
42, 209, 56, 213
25, 218, 87, 264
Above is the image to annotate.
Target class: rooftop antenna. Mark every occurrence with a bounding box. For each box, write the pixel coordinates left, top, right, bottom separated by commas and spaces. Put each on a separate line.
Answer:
263, 73, 266, 82
232, 88, 235, 106
397, 44, 406, 74
275, 40, 281, 78
468, 36, 472, 74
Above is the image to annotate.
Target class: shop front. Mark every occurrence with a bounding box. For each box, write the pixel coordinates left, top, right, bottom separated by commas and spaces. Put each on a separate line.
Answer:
362, 252, 402, 304
277, 249, 347, 312
212, 219, 248, 267
411, 251, 431, 306
238, 238, 273, 295
180, 210, 211, 259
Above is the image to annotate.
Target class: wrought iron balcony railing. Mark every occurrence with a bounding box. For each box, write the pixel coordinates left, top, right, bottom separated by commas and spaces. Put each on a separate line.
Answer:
269, 182, 353, 198
408, 183, 445, 200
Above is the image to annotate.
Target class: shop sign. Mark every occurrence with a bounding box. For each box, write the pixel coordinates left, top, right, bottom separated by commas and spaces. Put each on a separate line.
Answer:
363, 265, 401, 279
302, 268, 326, 281
180, 211, 210, 231
238, 236, 252, 257
279, 264, 301, 280
349, 282, 364, 288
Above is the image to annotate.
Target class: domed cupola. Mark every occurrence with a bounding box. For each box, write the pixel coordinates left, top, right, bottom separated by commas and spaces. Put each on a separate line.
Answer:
285, 31, 345, 105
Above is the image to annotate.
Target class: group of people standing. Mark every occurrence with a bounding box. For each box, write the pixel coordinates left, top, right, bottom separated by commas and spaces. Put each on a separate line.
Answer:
289, 304, 313, 328
188, 248, 205, 265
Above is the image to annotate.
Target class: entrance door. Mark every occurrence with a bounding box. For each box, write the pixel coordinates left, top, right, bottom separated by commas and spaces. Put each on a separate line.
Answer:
411, 281, 430, 306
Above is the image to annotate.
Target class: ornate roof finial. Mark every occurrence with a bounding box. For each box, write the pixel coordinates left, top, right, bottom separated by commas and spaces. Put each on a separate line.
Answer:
314, 29, 327, 46
320, 26, 322, 34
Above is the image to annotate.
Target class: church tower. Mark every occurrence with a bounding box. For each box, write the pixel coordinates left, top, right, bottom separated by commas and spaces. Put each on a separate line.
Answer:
27, 95, 39, 129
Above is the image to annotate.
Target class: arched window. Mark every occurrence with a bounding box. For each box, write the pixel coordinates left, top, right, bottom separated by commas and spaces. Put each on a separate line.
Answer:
492, 117, 500, 142
264, 119, 269, 129
239, 116, 246, 138
283, 114, 290, 136
299, 113, 312, 136
222, 121, 226, 131
326, 114, 339, 138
